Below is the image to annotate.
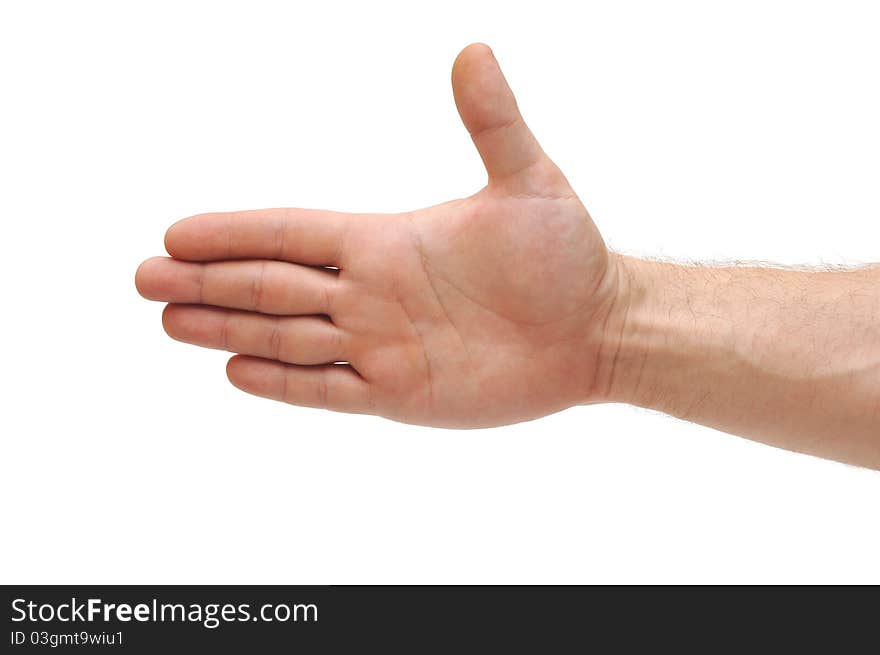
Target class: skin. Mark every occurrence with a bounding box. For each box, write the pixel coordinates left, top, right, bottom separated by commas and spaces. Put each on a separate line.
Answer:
136, 44, 880, 468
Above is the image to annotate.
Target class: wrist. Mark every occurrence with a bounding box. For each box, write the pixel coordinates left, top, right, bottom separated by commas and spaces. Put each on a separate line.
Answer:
589, 254, 657, 407
591, 255, 726, 412
584, 253, 651, 406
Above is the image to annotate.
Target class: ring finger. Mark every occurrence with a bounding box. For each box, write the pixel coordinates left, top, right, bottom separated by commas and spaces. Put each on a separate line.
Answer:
162, 304, 349, 365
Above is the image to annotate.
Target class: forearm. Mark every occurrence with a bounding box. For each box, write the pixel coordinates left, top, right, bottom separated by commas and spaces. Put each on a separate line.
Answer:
600, 255, 880, 468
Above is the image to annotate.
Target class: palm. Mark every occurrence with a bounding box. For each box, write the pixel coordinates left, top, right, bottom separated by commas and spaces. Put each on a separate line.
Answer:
136, 44, 617, 427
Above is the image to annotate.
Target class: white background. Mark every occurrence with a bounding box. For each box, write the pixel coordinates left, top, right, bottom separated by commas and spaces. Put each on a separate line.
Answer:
1, 1, 878, 584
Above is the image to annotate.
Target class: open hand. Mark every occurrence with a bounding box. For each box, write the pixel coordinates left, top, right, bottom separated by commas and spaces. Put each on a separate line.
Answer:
136, 44, 621, 427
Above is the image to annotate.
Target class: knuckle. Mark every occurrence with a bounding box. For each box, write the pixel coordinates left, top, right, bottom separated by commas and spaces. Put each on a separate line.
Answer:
316, 369, 330, 409
327, 327, 346, 359
251, 262, 267, 311
268, 318, 283, 360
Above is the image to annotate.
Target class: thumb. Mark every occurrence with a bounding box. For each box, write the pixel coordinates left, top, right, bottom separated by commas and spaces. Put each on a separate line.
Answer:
452, 44, 557, 187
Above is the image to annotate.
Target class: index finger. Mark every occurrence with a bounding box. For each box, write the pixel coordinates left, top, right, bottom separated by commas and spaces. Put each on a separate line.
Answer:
164, 208, 353, 266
